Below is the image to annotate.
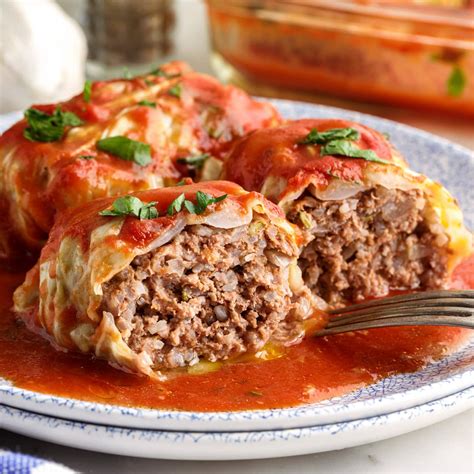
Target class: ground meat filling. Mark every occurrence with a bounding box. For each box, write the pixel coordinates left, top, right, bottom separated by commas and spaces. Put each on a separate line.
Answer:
101, 221, 311, 370
287, 186, 450, 307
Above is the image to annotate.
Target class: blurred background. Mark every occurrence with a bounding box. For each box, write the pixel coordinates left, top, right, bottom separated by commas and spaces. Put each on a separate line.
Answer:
0, 0, 473, 146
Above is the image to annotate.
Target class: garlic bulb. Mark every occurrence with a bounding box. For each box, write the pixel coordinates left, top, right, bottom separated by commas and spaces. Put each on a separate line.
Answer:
0, 0, 87, 113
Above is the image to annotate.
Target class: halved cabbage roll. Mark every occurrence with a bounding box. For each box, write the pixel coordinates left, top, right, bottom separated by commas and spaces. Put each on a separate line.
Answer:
0, 61, 279, 258
14, 182, 321, 377
222, 119, 472, 306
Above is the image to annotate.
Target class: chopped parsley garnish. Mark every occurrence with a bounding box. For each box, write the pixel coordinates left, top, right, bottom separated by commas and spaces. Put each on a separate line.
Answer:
193, 191, 227, 214
138, 100, 156, 108
184, 200, 196, 214
144, 78, 154, 87
176, 179, 187, 186
298, 126, 389, 165
150, 67, 181, 79
150, 67, 167, 76
177, 153, 210, 169
78, 154, 95, 160
99, 195, 158, 220
168, 83, 182, 98
167, 193, 185, 215
96, 136, 152, 166
83, 80, 92, 103
167, 191, 227, 216
299, 127, 359, 145
447, 65, 466, 97
321, 140, 390, 164
23, 107, 84, 142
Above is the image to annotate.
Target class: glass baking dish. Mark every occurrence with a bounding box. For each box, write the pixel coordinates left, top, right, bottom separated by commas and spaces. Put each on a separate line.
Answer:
206, 0, 474, 117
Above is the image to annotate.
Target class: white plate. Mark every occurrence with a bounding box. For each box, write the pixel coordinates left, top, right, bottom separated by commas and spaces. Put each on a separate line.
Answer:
1, 100, 473, 435
2, 387, 472, 460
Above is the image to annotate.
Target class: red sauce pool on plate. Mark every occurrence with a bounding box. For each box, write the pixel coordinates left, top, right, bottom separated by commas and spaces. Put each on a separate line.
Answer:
0, 256, 472, 412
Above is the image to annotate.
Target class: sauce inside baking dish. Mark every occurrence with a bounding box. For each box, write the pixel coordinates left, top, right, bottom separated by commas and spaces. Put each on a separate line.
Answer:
0, 256, 472, 411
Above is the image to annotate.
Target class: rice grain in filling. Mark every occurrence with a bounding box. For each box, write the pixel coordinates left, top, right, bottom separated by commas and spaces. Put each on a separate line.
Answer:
287, 186, 450, 307
100, 221, 314, 370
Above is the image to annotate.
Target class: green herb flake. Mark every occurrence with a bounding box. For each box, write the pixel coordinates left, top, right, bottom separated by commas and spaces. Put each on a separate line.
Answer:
99, 196, 158, 220
299, 127, 360, 145
168, 83, 182, 98
195, 191, 227, 214
96, 136, 152, 166
183, 200, 196, 214
447, 65, 466, 97
150, 67, 167, 77
23, 107, 84, 142
138, 202, 159, 220
176, 179, 187, 186
150, 67, 181, 79
177, 153, 210, 169
83, 80, 92, 103
144, 79, 154, 87
62, 111, 83, 127
167, 193, 186, 216
138, 100, 156, 108
78, 154, 95, 160
321, 140, 390, 165
180, 191, 227, 215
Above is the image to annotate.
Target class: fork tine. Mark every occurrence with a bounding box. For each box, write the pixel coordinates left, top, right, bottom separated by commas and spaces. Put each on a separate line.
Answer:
326, 306, 473, 329
329, 290, 474, 315
315, 316, 474, 336
316, 313, 474, 336
328, 299, 474, 323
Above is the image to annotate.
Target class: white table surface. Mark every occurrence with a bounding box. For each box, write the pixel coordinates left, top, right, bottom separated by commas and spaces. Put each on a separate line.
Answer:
2, 1, 473, 472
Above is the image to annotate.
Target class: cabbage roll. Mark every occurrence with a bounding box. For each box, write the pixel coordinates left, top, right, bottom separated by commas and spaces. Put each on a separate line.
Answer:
14, 182, 321, 377
222, 119, 472, 306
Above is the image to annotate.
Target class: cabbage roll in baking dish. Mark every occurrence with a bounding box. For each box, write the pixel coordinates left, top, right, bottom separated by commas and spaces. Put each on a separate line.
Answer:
14, 182, 323, 377
0, 62, 279, 258
221, 119, 472, 306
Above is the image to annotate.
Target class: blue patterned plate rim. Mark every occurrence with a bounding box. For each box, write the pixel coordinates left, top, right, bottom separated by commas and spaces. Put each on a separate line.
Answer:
0, 386, 474, 439
4, 388, 471, 459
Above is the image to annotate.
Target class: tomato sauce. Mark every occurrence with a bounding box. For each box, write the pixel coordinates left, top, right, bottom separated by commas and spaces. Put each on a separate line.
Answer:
0, 62, 280, 259
0, 256, 472, 412
222, 119, 395, 197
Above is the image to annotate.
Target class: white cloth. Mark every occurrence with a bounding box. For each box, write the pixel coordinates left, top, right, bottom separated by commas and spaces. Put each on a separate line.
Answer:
0, 449, 76, 474
0, 0, 87, 113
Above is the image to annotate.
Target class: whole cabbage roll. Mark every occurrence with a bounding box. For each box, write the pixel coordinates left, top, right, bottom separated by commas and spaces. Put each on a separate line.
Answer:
222, 119, 472, 306
14, 182, 322, 378
0, 62, 280, 259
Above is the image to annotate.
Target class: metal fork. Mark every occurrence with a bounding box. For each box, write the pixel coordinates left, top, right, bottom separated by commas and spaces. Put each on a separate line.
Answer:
315, 290, 474, 337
